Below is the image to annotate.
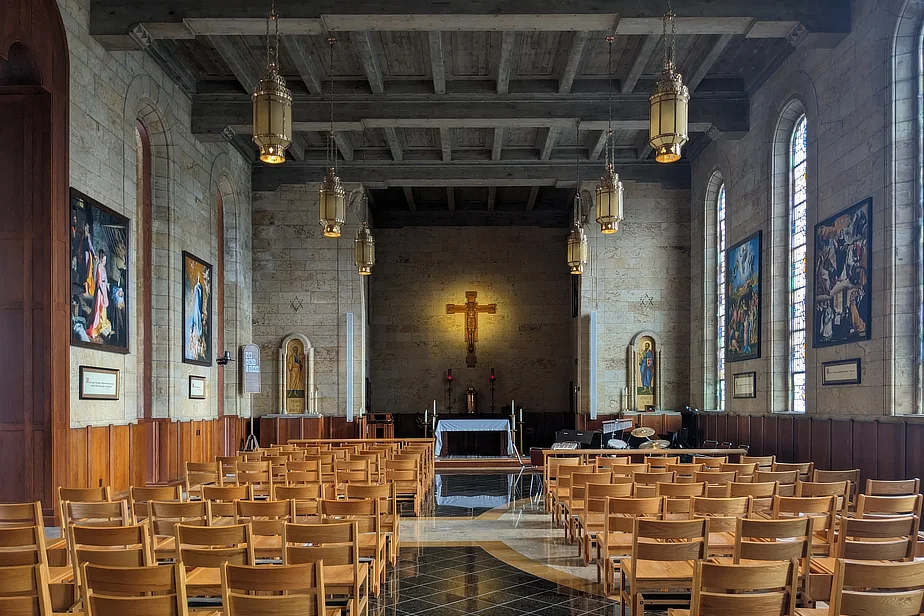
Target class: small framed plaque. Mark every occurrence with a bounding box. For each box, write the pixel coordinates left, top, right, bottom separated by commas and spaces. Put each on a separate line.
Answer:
822, 358, 861, 386
189, 375, 207, 399
79, 366, 120, 400
732, 372, 757, 399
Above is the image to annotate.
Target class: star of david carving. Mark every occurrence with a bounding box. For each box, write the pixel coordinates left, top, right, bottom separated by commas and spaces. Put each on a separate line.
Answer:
290, 296, 304, 312
639, 293, 655, 309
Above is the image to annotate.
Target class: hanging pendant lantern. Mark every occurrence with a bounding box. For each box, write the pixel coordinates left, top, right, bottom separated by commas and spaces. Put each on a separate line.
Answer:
567, 224, 588, 275
252, 2, 292, 164
595, 162, 624, 234
319, 166, 346, 237
649, 4, 690, 164
354, 222, 376, 275
595, 37, 625, 234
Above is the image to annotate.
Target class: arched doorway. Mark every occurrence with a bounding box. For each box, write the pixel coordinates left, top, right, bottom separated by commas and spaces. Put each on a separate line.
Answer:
0, 0, 70, 516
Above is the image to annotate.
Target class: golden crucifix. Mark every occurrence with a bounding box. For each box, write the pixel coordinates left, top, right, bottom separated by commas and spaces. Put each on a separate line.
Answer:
446, 291, 496, 367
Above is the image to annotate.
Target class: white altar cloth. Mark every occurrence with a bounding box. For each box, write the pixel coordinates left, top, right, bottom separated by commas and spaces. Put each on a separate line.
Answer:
434, 418, 514, 457
435, 474, 515, 509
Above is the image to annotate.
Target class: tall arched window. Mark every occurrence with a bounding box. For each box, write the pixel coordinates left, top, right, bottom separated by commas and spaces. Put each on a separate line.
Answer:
790, 116, 808, 413
716, 184, 727, 411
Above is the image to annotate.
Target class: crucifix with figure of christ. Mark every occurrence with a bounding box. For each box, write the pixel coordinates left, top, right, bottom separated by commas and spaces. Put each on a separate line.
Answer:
446, 291, 496, 367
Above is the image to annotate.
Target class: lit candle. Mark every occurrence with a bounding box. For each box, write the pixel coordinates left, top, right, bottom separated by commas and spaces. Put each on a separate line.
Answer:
519, 408, 523, 423
433, 399, 437, 416
511, 399, 515, 418
432, 415, 436, 431
424, 408, 429, 423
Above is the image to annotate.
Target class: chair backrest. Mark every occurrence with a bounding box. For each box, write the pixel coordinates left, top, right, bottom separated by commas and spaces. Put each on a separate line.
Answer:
273, 484, 323, 501
69, 523, 154, 591
202, 484, 254, 519
734, 517, 811, 576
657, 482, 706, 497
595, 456, 630, 469
611, 462, 650, 477
645, 456, 681, 471
62, 500, 131, 531
175, 523, 254, 568
129, 485, 183, 523
604, 496, 664, 535
865, 478, 921, 496
721, 463, 757, 479
667, 463, 705, 482
148, 500, 211, 541
0, 564, 53, 616
0, 526, 48, 567
631, 518, 709, 563
773, 462, 814, 482
814, 469, 860, 503
727, 480, 779, 511
584, 482, 634, 514
690, 496, 753, 533
234, 499, 292, 537
771, 495, 837, 546
216, 455, 243, 476
221, 562, 327, 616
319, 498, 382, 536
287, 459, 321, 473
184, 462, 221, 493
741, 455, 776, 471
235, 461, 273, 489
857, 494, 923, 518
283, 521, 359, 568
345, 482, 399, 516
568, 472, 613, 505
756, 471, 799, 496
836, 516, 919, 562
81, 563, 188, 616
689, 559, 798, 616
634, 471, 676, 485
0, 502, 44, 529
695, 471, 738, 488
692, 456, 727, 470
828, 559, 924, 616
59, 486, 112, 503
795, 480, 849, 514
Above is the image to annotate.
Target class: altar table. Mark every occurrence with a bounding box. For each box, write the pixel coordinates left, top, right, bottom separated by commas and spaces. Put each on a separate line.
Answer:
434, 418, 514, 457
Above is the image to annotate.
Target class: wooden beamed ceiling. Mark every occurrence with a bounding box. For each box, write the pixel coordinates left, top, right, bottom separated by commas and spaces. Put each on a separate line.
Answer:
106, 1, 851, 226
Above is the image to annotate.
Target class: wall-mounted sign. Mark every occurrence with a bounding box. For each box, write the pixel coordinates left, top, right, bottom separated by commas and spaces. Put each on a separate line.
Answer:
189, 375, 207, 399
79, 366, 120, 400
822, 359, 861, 386
242, 343, 261, 394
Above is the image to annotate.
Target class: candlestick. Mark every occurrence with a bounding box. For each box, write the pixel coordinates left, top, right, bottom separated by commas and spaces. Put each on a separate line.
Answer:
424, 408, 428, 423
519, 407, 523, 422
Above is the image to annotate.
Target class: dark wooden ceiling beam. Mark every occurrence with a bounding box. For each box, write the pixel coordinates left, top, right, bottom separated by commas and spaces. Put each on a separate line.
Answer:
538, 126, 560, 160
428, 31, 447, 95
439, 127, 452, 162
496, 31, 517, 94
684, 33, 735, 93
349, 31, 385, 94
525, 186, 541, 211
622, 34, 660, 94
487, 186, 497, 211
403, 187, 417, 211
281, 36, 324, 95
252, 160, 691, 191
383, 127, 404, 161
206, 35, 259, 94
491, 128, 505, 161
446, 187, 456, 211
586, 130, 608, 160
289, 133, 308, 161
558, 31, 591, 95
372, 209, 569, 229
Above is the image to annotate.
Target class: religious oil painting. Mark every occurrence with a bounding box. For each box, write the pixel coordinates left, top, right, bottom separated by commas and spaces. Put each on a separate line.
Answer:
635, 335, 657, 410
813, 198, 872, 348
726, 230, 762, 362
182, 251, 212, 366
70, 189, 130, 354
285, 337, 307, 414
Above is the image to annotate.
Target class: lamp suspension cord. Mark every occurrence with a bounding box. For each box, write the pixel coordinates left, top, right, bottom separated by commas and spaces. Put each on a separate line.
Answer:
662, 1, 670, 70
328, 37, 336, 171
606, 35, 614, 168
265, 3, 271, 69
271, 0, 279, 69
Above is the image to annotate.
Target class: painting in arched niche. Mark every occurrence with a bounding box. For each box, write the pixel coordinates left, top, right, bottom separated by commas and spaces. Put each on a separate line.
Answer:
279, 334, 315, 414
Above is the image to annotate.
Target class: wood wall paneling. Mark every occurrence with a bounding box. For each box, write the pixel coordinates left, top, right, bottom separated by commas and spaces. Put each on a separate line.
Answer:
852, 421, 879, 484
792, 417, 812, 463
906, 423, 924, 484
829, 420, 853, 472
810, 419, 831, 470
876, 421, 905, 481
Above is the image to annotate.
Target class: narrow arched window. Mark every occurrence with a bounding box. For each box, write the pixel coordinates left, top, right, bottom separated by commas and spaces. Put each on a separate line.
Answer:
716, 183, 727, 411
790, 116, 808, 412
135, 120, 153, 419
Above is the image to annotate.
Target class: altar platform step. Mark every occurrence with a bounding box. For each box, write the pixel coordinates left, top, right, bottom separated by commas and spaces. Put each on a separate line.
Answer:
435, 456, 525, 471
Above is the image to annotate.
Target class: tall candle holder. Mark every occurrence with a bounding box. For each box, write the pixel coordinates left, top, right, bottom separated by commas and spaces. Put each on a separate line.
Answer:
446, 368, 453, 412
489, 368, 496, 412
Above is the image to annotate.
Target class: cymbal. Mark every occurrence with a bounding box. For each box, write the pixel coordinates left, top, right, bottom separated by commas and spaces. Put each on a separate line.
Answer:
639, 439, 671, 450
607, 439, 628, 450
630, 426, 656, 438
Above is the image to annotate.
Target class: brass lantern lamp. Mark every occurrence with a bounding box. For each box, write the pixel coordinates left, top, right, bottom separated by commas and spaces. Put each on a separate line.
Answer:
252, 2, 292, 164
567, 192, 589, 275
595, 36, 625, 234
318, 37, 346, 237
354, 221, 375, 275
649, 4, 690, 164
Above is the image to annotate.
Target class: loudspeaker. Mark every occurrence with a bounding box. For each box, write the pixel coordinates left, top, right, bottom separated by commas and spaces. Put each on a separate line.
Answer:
555, 430, 602, 449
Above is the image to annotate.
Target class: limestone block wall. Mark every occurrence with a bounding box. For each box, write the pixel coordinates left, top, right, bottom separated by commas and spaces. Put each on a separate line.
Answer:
251, 184, 367, 417
577, 181, 692, 415
370, 226, 573, 414
689, 0, 918, 416
60, 0, 254, 427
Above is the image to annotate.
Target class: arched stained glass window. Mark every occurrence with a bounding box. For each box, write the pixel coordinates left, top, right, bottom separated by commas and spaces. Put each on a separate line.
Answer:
790, 116, 808, 413
716, 184, 727, 411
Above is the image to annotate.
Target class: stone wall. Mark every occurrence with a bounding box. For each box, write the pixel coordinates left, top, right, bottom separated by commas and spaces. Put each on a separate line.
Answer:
577, 180, 692, 415
60, 0, 253, 426
251, 184, 367, 418
689, 0, 918, 416
370, 226, 573, 414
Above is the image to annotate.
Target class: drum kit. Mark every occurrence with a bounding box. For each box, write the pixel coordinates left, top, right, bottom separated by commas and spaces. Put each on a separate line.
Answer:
606, 426, 670, 450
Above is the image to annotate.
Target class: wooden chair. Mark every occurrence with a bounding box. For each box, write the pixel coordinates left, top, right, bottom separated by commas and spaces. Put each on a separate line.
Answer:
350, 453, 384, 482
0, 526, 49, 567
633, 471, 676, 497
611, 462, 651, 478
734, 517, 812, 603
184, 462, 221, 500
727, 480, 779, 513
345, 483, 400, 565
287, 469, 322, 485
597, 496, 665, 595
835, 515, 919, 561
176, 523, 254, 597
619, 518, 709, 616
671, 559, 798, 616
857, 493, 923, 519
544, 456, 581, 511
283, 521, 369, 616
128, 485, 183, 523
658, 483, 705, 518
667, 463, 704, 483
148, 500, 212, 561
216, 455, 243, 481
385, 459, 422, 516
0, 502, 44, 529
692, 456, 726, 471
563, 471, 612, 542
645, 456, 681, 471
695, 471, 738, 497
577, 482, 634, 565
59, 487, 112, 503
689, 496, 752, 556
68, 523, 155, 600
721, 462, 757, 482
814, 469, 860, 506
62, 501, 131, 535
756, 470, 799, 496
595, 456, 631, 470
319, 498, 386, 596
234, 500, 292, 563
549, 463, 595, 525
771, 495, 837, 556
202, 484, 253, 521
773, 461, 814, 482
741, 455, 776, 471
865, 478, 921, 496
334, 459, 373, 491
81, 562, 188, 616
274, 483, 324, 502
264, 455, 290, 485
796, 481, 849, 515
234, 461, 273, 498
221, 562, 335, 616
826, 559, 924, 616
0, 564, 54, 616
